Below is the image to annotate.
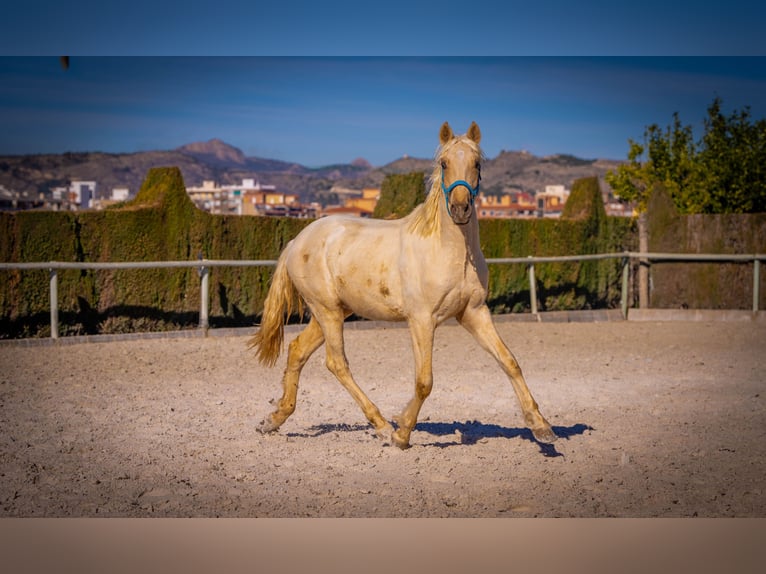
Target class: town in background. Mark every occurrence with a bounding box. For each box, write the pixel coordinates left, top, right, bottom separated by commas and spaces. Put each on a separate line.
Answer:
0, 176, 632, 219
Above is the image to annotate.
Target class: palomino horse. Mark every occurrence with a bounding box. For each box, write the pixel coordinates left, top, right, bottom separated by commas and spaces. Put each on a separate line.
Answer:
249, 121, 556, 449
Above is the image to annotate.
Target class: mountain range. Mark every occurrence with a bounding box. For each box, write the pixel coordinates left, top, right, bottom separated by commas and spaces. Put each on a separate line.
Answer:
0, 138, 624, 204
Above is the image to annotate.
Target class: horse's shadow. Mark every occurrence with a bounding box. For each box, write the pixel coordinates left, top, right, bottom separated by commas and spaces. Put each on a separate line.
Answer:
415, 420, 593, 457
287, 421, 593, 458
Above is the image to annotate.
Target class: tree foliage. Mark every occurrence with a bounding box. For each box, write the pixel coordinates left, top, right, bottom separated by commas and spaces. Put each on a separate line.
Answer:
606, 97, 766, 214
696, 98, 766, 213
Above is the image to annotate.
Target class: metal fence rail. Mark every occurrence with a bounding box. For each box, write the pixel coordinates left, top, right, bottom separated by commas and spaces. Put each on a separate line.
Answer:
1, 252, 764, 339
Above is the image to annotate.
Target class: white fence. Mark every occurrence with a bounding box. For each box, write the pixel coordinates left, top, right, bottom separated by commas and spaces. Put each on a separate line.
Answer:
1, 252, 764, 339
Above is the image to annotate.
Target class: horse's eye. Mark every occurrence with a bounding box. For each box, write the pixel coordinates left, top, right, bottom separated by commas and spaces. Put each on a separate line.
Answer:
440, 160, 447, 170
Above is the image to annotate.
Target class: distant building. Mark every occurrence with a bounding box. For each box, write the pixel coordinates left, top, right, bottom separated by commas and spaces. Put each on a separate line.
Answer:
49, 186, 71, 209
476, 185, 571, 219
322, 205, 373, 218
328, 185, 363, 198
91, 187, 132, 210
321, 188, 380, 218
187, 179, 318, 218
45, 180, 104, 211
186, 180, 248, 215
70, 180, 97, 209
243, 190, 313, 217
344, 188, 380, 215
476, 191, 536, 219
112, 187, 130, 202
257, 203, 319, 218
186, 180, 219, 212
0, 185, 47, 211
535, 185, 570, 218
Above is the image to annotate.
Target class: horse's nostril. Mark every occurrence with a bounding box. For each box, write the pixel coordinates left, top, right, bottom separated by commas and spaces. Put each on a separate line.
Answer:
450, 203, 471, 221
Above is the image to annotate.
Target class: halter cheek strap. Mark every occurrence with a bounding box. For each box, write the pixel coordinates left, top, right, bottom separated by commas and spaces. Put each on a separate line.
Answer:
440, 168, 480, 214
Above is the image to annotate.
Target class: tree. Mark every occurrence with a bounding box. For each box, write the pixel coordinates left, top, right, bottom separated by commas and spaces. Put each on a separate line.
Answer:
606, 97, 766, 307
606, 112, 699, 212
605, 139, 656, 308
695, 98, 766, 213
607, 97, 766, 216
604, 138, 652, 212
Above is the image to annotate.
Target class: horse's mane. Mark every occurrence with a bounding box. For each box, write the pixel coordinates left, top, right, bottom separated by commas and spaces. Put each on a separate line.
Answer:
407, 135, 484, 238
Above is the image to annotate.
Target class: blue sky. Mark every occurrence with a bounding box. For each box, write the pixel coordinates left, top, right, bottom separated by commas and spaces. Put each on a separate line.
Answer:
1, 57, 765, 167
1, 2, 765, 167
3, 1, 765, 57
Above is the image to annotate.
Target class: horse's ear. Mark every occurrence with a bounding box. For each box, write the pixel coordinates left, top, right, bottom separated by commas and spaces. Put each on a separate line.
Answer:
467, 121, 481, 144
439, 122, 454, 145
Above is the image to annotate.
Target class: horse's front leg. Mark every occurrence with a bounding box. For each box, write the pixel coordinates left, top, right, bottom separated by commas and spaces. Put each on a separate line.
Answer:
392, 317, 435, 449
458, 303, 557, 444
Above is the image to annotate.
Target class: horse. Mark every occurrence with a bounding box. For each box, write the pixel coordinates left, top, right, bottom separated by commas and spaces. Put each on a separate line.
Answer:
249, 121, 556, 449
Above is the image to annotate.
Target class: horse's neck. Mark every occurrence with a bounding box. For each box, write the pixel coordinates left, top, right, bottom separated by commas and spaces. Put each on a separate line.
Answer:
462, 218, 484, 263
439, 211, 483, 260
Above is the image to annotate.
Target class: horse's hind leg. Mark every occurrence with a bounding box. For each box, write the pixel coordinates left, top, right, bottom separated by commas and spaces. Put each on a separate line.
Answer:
317, 309, 394, 442
258, 317, 324, 433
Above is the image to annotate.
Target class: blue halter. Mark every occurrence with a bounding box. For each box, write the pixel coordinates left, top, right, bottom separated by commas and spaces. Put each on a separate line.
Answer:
440, 167, 480, 215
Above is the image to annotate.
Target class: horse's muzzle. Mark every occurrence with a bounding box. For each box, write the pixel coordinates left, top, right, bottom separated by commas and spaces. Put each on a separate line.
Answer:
449, 201, 472, 225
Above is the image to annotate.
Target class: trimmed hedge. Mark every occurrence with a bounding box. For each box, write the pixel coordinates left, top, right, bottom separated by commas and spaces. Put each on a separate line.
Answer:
0, 167, 311, 337
482, 177, 635, 313
1, 169, 633, 338
373, 172, 426, 219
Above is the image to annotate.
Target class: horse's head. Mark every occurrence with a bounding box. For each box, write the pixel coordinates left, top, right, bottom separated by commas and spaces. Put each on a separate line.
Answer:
438, 121, 482, 225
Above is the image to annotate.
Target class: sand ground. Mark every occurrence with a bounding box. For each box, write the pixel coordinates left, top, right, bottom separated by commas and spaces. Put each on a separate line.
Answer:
1, 319, 764, 517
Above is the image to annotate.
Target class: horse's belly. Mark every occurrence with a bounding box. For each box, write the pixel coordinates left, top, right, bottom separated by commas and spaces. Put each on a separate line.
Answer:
337, 283, 407, 322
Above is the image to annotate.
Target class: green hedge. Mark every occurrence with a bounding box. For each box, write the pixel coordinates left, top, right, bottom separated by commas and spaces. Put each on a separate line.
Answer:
481, 213, 635, 313
0, 169, 634, 338
0, 167, 311, 337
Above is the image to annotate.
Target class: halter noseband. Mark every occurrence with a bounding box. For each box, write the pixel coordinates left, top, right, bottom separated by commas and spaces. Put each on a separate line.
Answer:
440, 167, 480, 215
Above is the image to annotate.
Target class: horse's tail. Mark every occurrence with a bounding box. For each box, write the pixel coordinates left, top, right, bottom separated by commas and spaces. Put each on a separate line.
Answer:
248, 246, 302, 367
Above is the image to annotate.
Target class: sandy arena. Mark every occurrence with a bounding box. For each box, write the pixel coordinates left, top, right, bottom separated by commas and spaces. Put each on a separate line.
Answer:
1, 318, 764, 517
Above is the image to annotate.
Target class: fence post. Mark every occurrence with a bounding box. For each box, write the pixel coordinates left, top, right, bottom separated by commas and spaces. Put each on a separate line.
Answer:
754, 258, 761, 313
49, 268, 59, 339
527, 256, 538, 315
199, 263, 209, 330
621, 255, 630, 319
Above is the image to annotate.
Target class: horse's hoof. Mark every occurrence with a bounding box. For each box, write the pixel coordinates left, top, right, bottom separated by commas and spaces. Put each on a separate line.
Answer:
374, 423, 394, 442
257, 418, 279, 434
532, 425, 557, 444
391, 429, 411, 450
